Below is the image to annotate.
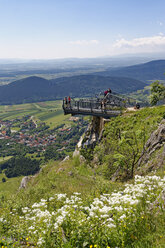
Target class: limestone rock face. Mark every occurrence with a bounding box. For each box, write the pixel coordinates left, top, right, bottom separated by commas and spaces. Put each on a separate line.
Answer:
19, 176, 31, 189
73, 149, 80, 157
72, 117, 106, 161
138, 119, 165, 168
82, 116, 108, 148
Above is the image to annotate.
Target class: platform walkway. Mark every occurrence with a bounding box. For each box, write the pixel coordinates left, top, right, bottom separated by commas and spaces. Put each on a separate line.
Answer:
62, 94, 132, 118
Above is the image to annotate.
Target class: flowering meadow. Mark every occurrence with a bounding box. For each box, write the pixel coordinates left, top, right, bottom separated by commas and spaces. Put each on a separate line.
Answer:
0, 175, 165, 247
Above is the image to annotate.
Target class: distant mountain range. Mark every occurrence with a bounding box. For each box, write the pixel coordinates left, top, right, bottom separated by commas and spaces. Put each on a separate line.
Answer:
0, 57, 164, 85
0, 75, 145, 104
94, 60, 165, 82
0, 59, 165, 104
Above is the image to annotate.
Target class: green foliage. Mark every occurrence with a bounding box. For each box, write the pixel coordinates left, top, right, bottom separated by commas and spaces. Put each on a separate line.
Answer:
0, 175, 165, 247
72, 155, 80, 167
150, 81, 165, 105
0, 101, 88, 167
44, 146, 65, 161
94, 106, 165, 180
80, 147, 94, 162
1, 156, 40, 178
0, 102, 164, 247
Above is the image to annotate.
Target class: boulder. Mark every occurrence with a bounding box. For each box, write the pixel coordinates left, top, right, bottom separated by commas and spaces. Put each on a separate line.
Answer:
19, 176, 31, 189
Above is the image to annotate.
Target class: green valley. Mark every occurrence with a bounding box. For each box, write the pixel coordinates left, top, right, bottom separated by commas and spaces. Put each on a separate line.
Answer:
0, 102, 164, 247
0, 101, 88, 180
1, 0, 165, 246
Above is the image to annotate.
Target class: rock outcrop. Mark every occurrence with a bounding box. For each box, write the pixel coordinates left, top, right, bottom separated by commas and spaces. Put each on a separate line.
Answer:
60, 155, 70, 163
19, 176, 31, 189
138, 119, 165, 170
82, 116, 109, 148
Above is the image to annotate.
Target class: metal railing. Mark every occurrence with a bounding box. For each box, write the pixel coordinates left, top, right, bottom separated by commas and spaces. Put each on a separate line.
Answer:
62, 93, 128, 117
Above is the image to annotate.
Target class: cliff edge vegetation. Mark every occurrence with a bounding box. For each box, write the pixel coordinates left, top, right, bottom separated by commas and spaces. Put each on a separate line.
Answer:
0, 105, 165, 247
90, 105, 165, 181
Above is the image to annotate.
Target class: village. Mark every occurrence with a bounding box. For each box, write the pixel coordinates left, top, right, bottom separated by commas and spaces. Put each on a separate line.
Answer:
0, 115, 88, 158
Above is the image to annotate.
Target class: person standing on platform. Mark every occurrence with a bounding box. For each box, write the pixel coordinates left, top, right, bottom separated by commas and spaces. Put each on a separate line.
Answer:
64, 97, 68, 106
68, 96, 71, 107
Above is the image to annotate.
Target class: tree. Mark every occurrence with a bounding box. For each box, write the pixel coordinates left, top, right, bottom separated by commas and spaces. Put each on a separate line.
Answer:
4, 156, 40, 178
96, 122, 147, 180
150, 81, 165, 105
113, 130, 146, 179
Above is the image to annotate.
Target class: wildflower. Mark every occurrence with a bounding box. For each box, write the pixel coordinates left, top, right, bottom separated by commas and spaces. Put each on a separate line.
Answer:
73, 192, 81, 195
29, 226, 35, 230
37, 237, 45, 246
49, 197, 54, 201
120, 214, 126, 220
56, 193, 67, 200
107, 223, 116, 228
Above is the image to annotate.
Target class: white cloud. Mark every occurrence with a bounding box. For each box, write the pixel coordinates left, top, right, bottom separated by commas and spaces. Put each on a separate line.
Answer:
157, 21, 163, 26
69, 40, 99, 45
113, 35, 165, 49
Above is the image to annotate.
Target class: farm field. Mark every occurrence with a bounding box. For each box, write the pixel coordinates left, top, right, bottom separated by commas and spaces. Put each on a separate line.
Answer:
0, 100, 70, 128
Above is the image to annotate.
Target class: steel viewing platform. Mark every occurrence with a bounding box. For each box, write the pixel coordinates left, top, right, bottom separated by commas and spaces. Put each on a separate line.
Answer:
62, 93, 136, 118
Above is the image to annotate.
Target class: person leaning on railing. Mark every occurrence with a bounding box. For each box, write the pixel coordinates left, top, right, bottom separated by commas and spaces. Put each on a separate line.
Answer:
104, 88, 112, 100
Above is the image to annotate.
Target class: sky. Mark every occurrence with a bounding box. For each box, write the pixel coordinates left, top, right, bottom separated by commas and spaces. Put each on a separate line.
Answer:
0, 0, 165, 59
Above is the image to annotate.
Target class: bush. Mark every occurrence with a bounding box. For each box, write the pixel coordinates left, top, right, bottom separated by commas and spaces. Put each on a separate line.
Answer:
80, 148, 94, 162
2, 177, 6, 183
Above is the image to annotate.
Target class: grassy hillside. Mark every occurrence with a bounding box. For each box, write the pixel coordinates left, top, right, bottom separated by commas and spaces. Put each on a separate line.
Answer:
0, 106, 165, 247
0, 153, 165, 247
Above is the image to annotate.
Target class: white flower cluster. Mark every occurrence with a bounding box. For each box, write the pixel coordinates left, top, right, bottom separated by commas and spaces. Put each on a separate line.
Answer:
1, 175, 164, 247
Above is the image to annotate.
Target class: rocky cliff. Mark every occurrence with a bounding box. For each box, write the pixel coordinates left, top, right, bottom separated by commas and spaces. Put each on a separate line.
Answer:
137, 119, 165, 173
81, 116, 109, 148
